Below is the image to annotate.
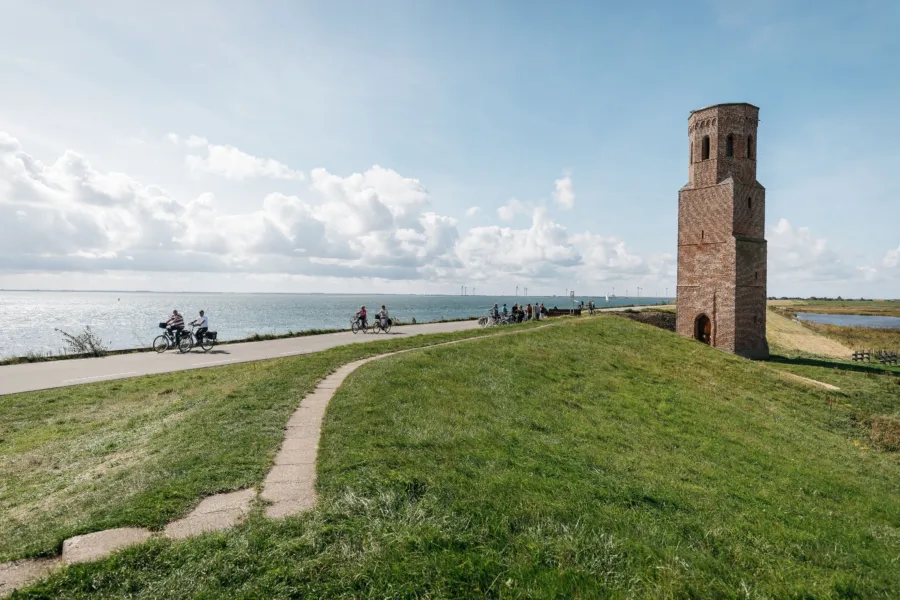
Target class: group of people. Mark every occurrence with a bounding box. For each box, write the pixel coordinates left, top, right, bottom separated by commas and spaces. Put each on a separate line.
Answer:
354, 304, 390, 329
491, 302, 548, 323
164, 309, 208, 345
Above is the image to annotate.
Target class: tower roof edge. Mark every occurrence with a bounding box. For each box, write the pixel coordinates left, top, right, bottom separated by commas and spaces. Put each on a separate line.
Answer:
688, 103, 759, 117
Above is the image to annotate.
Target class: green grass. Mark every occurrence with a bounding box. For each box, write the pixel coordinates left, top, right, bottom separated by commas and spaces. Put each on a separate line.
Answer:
0, 322, 542, 562
12, 316, 900, 599
771, 299, 900, 318
800, 322, 900, 352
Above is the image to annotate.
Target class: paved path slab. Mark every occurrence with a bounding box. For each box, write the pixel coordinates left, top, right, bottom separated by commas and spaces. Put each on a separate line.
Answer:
0, 559, 60, 598
164, 489, 257, 540
62, 528, 152, 565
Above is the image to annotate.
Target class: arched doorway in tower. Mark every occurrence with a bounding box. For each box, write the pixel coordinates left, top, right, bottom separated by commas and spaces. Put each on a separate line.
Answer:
694, 314, 712, 344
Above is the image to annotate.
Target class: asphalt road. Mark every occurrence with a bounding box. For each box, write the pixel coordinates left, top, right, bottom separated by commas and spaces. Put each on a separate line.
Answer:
0, 320, 482, 396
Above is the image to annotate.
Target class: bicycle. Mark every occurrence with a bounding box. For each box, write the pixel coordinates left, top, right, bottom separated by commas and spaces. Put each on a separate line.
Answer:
186, 325, 217, 353
351, 316, 370, 334
372, 317, 392, 334
153, 323, 193, 353
480, 311, 502, 328
153, 324, 216, 353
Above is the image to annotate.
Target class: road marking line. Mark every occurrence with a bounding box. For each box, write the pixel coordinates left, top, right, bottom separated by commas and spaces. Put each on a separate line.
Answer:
279, 350, 310, 356
191, 358, 241, 366
62, 371, 138, 383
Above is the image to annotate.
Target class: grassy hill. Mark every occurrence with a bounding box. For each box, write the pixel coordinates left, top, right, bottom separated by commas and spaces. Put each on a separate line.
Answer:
10, 316, 900, 599
0, 326, 538, 562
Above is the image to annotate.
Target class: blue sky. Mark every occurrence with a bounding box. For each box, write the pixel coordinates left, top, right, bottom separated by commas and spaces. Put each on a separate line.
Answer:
0, 0, 898, 296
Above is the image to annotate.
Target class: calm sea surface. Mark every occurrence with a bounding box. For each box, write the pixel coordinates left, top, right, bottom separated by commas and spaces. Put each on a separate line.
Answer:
0, 291, 668, 358
796, 312, 900, 329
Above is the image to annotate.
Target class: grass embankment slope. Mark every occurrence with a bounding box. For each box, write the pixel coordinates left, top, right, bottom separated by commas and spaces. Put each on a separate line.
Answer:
770, 299, 900, 318
768, 300, 900, 352
765, 309, 853, 358
13, 316, 900, 599
803, 322, 900, 352
0, 324, 541, 562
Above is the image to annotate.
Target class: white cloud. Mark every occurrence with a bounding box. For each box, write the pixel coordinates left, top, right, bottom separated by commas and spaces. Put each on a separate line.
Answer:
884, 246, 900, 268
553, 173, 574, 209
168, 132, 302, 181
184, 135, 208, 149
497, 197, 529, 221
465, 206, 480, 217
0, 131, 665, 292
185, 142, 304, 181
768, 218, 878, 285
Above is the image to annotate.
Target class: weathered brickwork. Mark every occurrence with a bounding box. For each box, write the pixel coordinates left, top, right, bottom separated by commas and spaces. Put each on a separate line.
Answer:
676, 103, 769, 359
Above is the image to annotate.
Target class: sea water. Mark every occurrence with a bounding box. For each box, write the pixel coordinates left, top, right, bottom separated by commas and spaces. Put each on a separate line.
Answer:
0, 291, 669, 359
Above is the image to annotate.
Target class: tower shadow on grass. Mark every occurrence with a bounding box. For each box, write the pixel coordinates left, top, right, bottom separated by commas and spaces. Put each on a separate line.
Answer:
766, 354, 899, 377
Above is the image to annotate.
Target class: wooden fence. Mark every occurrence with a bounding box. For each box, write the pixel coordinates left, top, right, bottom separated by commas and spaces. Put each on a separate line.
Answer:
851, 350, 899, 365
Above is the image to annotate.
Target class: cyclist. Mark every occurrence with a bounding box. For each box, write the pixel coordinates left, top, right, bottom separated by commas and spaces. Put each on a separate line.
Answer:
502, 303, 508, 316
165, 309, 185, 345
355, 305, 368, 329
491, 303, 500, 319
190, 310, 208, 342
378, 305, 389, 329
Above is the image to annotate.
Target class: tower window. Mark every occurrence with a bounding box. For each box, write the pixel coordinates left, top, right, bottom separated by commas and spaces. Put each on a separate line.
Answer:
701, 230, 704, 241
747, 134, 753, 159
726, 134, 734, 158
755, 271, 759, 281
690, 142, 693, 164
748, 197, 752, 209
702, 136, 710, 160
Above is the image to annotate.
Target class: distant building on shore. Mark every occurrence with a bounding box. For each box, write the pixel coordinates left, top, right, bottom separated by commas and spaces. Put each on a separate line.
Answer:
676, 103, 769, 359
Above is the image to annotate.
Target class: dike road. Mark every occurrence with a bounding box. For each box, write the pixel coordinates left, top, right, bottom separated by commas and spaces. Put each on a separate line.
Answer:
0, 320, 482, 396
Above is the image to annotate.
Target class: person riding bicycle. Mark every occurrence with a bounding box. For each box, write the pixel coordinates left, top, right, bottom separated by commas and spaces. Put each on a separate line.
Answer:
190, 310, 208, 342
491, 303, 500, 319
355, 305, 368, 329
378, 305, 389, 329
502, 303, 508, 316
165, 309, 185, 345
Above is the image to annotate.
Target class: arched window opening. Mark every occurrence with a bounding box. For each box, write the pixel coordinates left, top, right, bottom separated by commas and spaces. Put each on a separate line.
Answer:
726, 134, 734, 158
701, 230, 704, 241
748, 197, 752, 209
747, 134, 753, 159
755, 271, 759, 281
690, 142, 693, 164
702, 136, 710, 160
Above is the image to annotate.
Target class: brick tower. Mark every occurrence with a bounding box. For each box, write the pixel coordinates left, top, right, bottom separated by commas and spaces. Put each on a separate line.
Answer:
676, 103, 769, 359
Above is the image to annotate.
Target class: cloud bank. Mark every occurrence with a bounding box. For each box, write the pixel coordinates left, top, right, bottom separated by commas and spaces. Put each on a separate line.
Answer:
0, 131, 672, 292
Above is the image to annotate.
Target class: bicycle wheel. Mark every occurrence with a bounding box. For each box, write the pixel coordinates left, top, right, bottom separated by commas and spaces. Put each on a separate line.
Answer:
351, 320, 360, 334
152, 335, 169, 353
383, 320, 392, 333
178, 334, 194, 353
199, 336, 215, 352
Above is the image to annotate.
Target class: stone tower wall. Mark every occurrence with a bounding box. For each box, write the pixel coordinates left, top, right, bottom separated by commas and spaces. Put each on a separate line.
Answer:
676, 103, 769, 359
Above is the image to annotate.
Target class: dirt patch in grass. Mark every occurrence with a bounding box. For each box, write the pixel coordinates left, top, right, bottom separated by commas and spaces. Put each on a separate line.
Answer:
614, 309, 676, 331
871, 415, 900, 451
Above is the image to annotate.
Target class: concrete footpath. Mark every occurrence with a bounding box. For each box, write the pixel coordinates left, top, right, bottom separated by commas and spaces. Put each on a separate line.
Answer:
0, 320, 481, 396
